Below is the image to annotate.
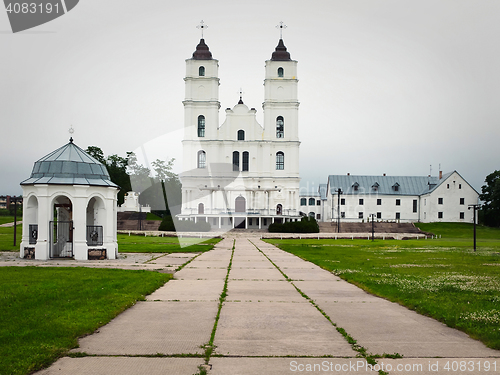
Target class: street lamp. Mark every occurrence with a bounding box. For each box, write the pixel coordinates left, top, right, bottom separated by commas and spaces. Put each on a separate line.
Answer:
11, 196, 22, 247
369, 213, 375, 241
335, 188, 342, 233
468, 204, 481, 252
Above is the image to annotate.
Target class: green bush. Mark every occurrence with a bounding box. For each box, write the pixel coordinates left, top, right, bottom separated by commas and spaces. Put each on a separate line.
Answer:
0, 209, 22, 217
268, 216, 319, 233
158, 215, 211, 232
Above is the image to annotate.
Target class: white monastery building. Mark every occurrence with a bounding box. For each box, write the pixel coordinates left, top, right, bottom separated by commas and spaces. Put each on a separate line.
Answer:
178, 29, 478, 228
178, 35, 301, 229
300, 171, 479, 224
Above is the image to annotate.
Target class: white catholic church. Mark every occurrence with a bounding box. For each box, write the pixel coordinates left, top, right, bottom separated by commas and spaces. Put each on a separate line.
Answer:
178, 34, 301, 229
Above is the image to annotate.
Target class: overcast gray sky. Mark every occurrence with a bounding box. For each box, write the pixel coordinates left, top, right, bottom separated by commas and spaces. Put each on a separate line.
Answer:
1, 0, 499, 196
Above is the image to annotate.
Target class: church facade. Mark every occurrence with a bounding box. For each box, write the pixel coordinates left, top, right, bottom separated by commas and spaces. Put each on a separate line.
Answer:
178, 37, 301, 229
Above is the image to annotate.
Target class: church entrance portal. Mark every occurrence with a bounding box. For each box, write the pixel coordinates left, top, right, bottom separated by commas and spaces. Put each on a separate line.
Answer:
235, 196, 246, 213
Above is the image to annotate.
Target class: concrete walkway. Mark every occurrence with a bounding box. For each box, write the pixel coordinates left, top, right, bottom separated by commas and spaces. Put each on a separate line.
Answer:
37, 236, 499, 375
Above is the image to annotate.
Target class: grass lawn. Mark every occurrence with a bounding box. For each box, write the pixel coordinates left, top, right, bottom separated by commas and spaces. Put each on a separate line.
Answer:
0, 216, 18, 225
0, 225, 22, 251
265, 222, 500, 350
117, 233, 221, 253
0, 227, 221, 253
0, 267, 171, 375
146, 212, 163, 220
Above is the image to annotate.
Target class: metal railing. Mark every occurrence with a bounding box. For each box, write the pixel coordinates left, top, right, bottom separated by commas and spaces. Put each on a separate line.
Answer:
182, 208, 299, 216
86, 225, 103, 246
29, 224, 38, 245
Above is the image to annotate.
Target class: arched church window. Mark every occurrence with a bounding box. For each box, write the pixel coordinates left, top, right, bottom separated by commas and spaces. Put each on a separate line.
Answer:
198, 115, 205, 137
276, 116, 284, 138
242, 151, 249, 171
233, 151, 240, 171
308, 198, 315, 205
199, 66, 205, 76
197, 150, 206, 168
237, 130, 245, 140
276, 151, 284, 170
278, 67, 284, 77
198, 203, 204, 214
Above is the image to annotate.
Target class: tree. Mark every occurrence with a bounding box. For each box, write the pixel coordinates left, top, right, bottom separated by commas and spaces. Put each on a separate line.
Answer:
85, 146, 181, 211
479, 170, 500, 227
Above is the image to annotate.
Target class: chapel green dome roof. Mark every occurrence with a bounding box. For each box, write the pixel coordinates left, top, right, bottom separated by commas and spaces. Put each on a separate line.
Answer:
20, 138, 118, 188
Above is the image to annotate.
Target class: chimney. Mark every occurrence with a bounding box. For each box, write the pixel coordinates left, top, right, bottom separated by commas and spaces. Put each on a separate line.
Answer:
439, 171, 443, 179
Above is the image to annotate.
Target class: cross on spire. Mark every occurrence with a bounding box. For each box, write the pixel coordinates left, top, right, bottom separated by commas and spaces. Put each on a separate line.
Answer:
69, 125, 74, 143
197, 20, 208, 38
276, 21, 287, 38
238, 88, 244, 104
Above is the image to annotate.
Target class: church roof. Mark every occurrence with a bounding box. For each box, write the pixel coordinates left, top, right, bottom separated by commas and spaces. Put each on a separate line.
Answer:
271, 38, 291, 61
192, 38, 213, 60
327, 173, 454, 196
20, 139, 118, 188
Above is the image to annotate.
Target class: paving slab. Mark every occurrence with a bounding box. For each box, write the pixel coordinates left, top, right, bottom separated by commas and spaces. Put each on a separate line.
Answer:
208, 357, 377, 375
147, 255, 191, 266
230, 260, 275, 268
37, 357, 204, 375
318, 299, 500, 358
75, 301, 218, 355
147, 279, 224, 301
226, 280, 306, 302
229, 266, 285, 280
282, 267, 339, 281
196, 251, 232, 261
174, 267, 228, 280
184, 260, 229, 268
214, 301, 356, 356
295, 279, 375, 302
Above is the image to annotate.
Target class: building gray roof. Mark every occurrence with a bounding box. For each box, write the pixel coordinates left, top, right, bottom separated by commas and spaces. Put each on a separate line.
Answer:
319, 184, 327, 200
20, 139, 118, 188
327, 173, 453, 196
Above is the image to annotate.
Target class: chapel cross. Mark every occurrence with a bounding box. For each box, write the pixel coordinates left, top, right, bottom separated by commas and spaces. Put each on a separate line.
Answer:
276, 21, 287, 38
69, 125, 74, 143
197, 20, 208, 38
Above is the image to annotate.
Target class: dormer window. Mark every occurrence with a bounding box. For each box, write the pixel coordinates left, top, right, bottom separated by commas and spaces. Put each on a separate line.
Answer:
199, 66, 205, 76
372, 182, 379, 191
393, 183, 400, 192
352, 182, 359, 191
278, 67, 284, 77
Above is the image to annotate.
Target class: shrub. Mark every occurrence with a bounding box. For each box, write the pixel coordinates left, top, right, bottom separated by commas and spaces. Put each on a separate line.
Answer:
268, 216, 319, 233
158, 215, 211, 232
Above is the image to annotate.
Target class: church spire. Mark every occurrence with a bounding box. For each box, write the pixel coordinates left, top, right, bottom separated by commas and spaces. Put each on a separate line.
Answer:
271, 21, 291, 61
193, 21, 213, 60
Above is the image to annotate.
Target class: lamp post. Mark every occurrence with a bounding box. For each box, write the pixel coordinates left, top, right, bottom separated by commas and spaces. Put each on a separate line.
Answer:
369, 213, 375, 241
11, 196, 22, 247
335, 188, 342, 233
468, 204, 480, 252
